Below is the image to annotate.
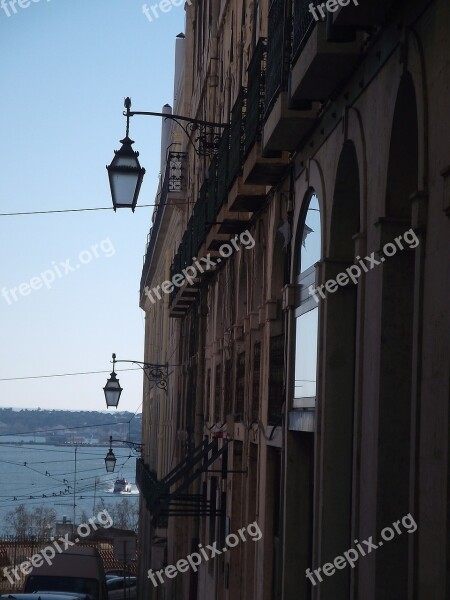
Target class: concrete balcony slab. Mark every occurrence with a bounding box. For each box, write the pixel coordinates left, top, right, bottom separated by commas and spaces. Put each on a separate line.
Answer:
263, 92, 319, 153
227, 176, 267, 212
332, 0, 395, 27
242, 142, 290, 186
290, 23, 363, 102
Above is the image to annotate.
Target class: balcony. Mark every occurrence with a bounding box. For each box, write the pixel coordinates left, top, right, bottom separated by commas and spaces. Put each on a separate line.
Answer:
265, 0, 291, 116
242, 38, 290, 185
263, 0, 320, 153
140, 152, 187, 303
227, 87, 267, 212
169, 177, 218, 316
263, 92, 319, 153
203, 119, 256, 242
331, 0, 396, 27
292, 0, 322, 62
290, 2, 363, 103
169, 220, 201, 317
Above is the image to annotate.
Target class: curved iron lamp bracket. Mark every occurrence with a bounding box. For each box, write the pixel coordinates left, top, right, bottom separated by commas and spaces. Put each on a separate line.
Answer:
123, 98, 227, 157
111, 353, 169, 391
108, 435, 143, 454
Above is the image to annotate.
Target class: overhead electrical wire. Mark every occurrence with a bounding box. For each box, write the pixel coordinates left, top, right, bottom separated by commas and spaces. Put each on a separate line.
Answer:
0, 204, 154, 217
0, 367, 141, 382
0, 200, 195, 217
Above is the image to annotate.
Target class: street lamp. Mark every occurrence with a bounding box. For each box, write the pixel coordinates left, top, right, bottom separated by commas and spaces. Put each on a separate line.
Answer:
105, 446, 117, 473
104, 353, 169, 409
104, 435, 143, 473
106, 134, 146, 212
107, 97, 227, 211
103, 358, 123, 409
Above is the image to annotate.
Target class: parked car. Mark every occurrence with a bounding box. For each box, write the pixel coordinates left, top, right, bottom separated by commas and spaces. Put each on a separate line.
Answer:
106, 577, 136, 600
103, 572, 132, 580
23, 548, 107, 600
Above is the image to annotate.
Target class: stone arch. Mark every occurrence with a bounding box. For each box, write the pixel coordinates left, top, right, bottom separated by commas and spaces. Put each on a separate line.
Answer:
375, 71, 418, 599
283, 185, 322, 598
385, 72, 419, 218
406, 30, 428, 190
329, 140, 361, 256
318, 140, 361, 600
345, 106, 368, 231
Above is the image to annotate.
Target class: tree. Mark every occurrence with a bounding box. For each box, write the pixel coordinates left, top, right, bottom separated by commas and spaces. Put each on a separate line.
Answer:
5, 504, 31, 537
5, 504, 56, 538
31, 506, 57, 537
94, 498, 139, 532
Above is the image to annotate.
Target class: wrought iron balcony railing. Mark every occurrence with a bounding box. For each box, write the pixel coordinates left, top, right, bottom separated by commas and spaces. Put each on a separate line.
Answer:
244, 38, 267, 159
169, 180, 210, 304
292, 0, 322, 62
265, 0, 292, 116
206, 156, 218, 227
192, 181, 208, 254
227, 87, 247, 188
216, 127, 230, 212
167, 151, 187, 192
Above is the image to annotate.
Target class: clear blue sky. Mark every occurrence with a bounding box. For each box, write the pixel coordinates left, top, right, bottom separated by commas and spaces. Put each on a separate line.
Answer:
0, 0, 185, 411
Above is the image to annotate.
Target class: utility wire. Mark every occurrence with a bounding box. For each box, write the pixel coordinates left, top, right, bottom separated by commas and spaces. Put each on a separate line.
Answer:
0, 201, 194, 217
0, 205, 154, 217
0, 367, 141, 382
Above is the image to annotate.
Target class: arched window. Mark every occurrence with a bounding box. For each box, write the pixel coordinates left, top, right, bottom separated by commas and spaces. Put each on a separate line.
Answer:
294, 194, 321, 416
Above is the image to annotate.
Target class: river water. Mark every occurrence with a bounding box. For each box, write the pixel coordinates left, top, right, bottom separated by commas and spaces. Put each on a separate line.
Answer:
0, 443, 139, 535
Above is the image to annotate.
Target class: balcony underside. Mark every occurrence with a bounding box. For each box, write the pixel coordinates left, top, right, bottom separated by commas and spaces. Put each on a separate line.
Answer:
170, 286, 199, 318
170, 204, 255, 317
227, 176, 267, 212
206, 203, 253, 240
332, 0, 395, 27
290, 24, 363, 103
243, 142, 290, 186
263, 92, 319, 153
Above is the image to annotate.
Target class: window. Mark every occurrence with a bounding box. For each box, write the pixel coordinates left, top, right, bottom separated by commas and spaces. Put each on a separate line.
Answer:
294, 194, 321, 410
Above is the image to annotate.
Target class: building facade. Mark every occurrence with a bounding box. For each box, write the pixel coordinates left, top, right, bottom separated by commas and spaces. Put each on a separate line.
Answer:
137, 1, 450, 599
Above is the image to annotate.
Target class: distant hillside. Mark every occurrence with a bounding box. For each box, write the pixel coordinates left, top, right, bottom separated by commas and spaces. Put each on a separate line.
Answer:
0, 408, 141, 443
